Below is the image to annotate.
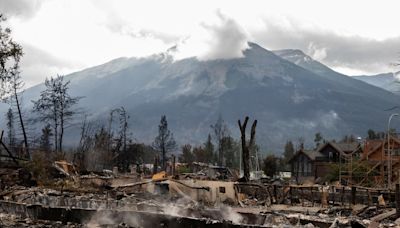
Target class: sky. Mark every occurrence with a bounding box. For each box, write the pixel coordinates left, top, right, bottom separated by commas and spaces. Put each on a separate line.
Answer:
1, 0, 400, 88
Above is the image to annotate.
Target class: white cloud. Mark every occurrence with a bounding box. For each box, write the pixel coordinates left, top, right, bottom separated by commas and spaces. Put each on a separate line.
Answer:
2, 0, 400, 87
171, 11, 249, 61
0, 0, 46, 19
307, 42, 327, 61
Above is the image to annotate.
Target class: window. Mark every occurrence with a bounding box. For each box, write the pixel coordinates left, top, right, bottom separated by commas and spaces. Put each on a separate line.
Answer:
219, 187, 226, 193
393, 149, 400, 156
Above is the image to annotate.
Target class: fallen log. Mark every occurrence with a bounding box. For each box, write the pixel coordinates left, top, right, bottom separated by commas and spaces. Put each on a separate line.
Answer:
370, 209, 396, 222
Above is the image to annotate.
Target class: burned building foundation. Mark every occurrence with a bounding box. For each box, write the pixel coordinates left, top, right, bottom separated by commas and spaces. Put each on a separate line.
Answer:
0, 199, 272, 227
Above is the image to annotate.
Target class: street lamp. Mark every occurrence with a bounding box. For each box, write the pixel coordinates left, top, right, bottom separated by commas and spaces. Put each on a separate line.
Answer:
387, 113, 399, 189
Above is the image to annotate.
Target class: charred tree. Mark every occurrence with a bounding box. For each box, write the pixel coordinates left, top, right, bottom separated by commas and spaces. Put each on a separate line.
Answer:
153, 155, 159, 174
75, 116, 94, 171
5, 107, 15, 152
0, 15, 29, 159
32, 75, 82, 154
238, 116, 257, 182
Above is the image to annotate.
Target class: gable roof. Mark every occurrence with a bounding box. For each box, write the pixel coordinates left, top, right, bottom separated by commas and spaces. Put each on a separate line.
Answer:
331, 142, 360, 153
362, 137, 400, 159
318, 141, 361, 157
289, 149, 323, 162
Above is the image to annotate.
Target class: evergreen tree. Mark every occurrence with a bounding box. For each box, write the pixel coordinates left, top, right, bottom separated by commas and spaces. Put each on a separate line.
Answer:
262, 154, 278, 177
153, 115, 176, 170
193, 146, 207, 163
283, 140, 294, 162
203, 134, 214, 163
39, 124, 53, 154
314, 132, 323, 148
222, 136, 240, 169
211, 115, 229, 166
180, 144, 194, 164
367, 129, 377, 139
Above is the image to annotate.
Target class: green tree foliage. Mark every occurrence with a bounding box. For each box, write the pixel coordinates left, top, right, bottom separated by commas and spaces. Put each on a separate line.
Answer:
191, 146, 205, 163
283, 140, 294, 162
367, 129, 376, 140
325, 159, 379, 186
262, 154, 278, 177
203, 134, 214, 163
180, 144, 194, 164
117, 142, 157, 172
153, 115, 176, 170
314, 132, 323, 148
367, 129, 385, 140
222, 136, 240, 169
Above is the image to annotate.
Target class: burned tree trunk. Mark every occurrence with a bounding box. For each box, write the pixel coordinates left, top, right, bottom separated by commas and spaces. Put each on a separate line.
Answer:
0, 130, 19, 165
153, 155, 159, 174
238, 116, 257, 182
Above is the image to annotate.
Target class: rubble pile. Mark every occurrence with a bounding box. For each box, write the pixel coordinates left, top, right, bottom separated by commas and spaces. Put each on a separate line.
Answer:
2, 162, 400, 227
0, 213, 83, 228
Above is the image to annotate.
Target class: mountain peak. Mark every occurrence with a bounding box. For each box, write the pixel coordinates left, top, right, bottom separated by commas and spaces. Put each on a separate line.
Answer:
273, 49, 306, 56
273, 49, 313, 62
247, 42, 263, 49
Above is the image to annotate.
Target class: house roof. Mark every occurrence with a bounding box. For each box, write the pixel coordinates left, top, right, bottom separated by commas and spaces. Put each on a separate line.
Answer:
289, 149, 323, 162
303, 150, 323, 160
362, 137, 400, 159
318, 141, 361, 157
331, 142, 360, 153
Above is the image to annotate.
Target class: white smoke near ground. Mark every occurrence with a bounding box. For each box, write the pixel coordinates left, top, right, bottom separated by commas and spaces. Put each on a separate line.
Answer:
319, 110, 340, 129
219, 205, 244, 224
86, 211, 117, 228
84, 193, 245, 226
171, 10, 250, 61
86, 210, 141, 228
272, 110, 340, 132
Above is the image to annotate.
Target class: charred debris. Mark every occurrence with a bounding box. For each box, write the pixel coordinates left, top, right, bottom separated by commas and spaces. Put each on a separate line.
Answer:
1, 117, 400, 227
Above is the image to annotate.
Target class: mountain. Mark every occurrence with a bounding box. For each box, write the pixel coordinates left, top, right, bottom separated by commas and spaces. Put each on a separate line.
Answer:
273, 49, 397, 99
1, 42, 400, 153
274, 48, 400, 95
353, 72, 400, 94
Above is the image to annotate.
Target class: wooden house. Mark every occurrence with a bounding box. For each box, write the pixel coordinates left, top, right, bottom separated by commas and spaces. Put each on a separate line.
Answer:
289, 141, 362, 183
359, 137, 400, 187
289, 149, 321, 182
